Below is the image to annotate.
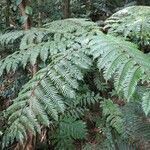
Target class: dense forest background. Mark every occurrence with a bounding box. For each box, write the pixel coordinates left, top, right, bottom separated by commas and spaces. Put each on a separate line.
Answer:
0, 0, 150, 30
0, 0, 150, 150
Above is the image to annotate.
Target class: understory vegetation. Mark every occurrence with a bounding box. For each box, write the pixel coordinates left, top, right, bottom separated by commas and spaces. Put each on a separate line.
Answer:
0, 0, 150, 150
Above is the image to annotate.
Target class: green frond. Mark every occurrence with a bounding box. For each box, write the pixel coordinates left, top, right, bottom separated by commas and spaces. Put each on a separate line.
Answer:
123, 66, 143, 100
64, 91, 101, 119
54, 117, 87, 150
123, 102, 150, 141
101, 99, 124, 134
142, 91, 150, 116
64, 106, 85, 119
0, 28, 49, 51
89, 33, 150, 100
93, 71, 109, 92
1, 19, 149, 103
0, 19, 96, 76
78, 92, 101, 107
3, 49, 92, 147
104, 6, 150, 47
0, 30, 24, 50
44, 18, 97, 34
2, 18, 150, 149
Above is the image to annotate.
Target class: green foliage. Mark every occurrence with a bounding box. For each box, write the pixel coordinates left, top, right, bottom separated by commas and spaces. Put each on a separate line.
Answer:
123, 102, 150, 141
1, 19, 149, 100
101, 100, 124, 134
63, 88, 102, 119
0, 30, 24, 51
0, 19, 97, 76
78, 92, 101, 107
142, 91, 150, 115
89, 33, 150, 100
0, 1, 150, 149
94, 71, 109, 92
25, 6, 33, 16
54, 117, 87, 150
1, 10, 150, 149
104, 6, 150, 48
2, 47, 92, 148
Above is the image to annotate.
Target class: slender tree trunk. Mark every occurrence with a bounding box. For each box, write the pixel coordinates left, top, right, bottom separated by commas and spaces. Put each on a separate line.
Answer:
37, 0, 42, 27
18, 0, 31, 30
85, 0, 91, 15
15, 1, 37, 150
5, 0, 11, 27
63, 0, 71, 19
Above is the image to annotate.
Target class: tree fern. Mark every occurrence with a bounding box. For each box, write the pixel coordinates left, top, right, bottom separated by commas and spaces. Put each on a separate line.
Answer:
54, 117, 87, 150
101, 99, 124, 134
104, 6, 150, 49
0, 30, 24, 51
1, 18, 150, 149
123, 102, 150, 141
2, 49, 92, 148
88, 33, 150, 100
1, 20, 149, 102
64, 89, 101, 119
0, 19, 97, 76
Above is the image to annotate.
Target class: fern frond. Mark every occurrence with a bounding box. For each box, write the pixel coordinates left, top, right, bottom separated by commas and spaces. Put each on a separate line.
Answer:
0, 19, 96, 76
54, 117, 87, 150
142, 91, 150, 116
2, 49, 92, 148
104, 6, 150, 47
94, 71, 109, 92
0, 30, 24, 50
89, 33, 150, 100
44, 18, 97, 34
78, 92, 101, 107
65, 92, 101, 119
101, 99, 124, 134
123, 102, 150, 141
2, 18, 150, 148
0, 28, 49, 51
0, 18, 96, 51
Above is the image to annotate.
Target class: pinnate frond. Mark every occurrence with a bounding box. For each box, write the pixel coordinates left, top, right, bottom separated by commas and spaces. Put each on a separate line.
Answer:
2, 49, 92, 148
